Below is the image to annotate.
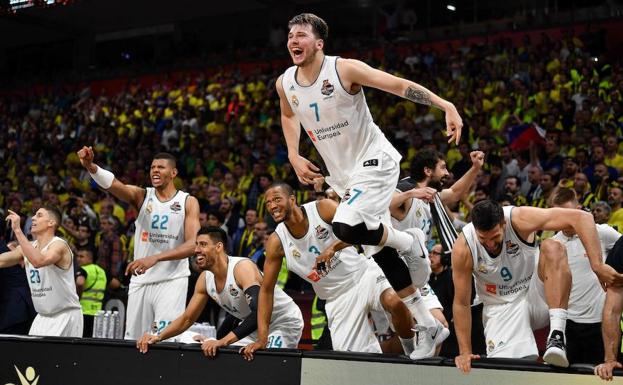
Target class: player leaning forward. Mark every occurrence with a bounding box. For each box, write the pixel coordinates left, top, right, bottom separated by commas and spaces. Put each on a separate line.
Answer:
452, 199, 623, 372
0, 207, 82, 337
78, 146, 200, 339
137, 226, 303, 356
242, 183, 420, 359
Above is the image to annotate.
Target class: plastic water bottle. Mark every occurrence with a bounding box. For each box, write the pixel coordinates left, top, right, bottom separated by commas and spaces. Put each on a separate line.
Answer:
93, 310, 104, 338
112, 311, 123, 339
106, 311, 115, 339
207, 325, 216, 339
102, 311, 110, 339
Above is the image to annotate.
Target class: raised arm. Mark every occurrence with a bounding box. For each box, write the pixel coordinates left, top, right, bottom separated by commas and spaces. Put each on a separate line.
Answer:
451, 234, 480, 373
7, 210, 70, 269
241, 233, 284, 360
137, 272, 210, 353
337, 58, 462, 144
77, 146, 145, 209
125, 195, 200, 275
276, 75, 321, 185
512, 206, 623, 287
440, 151, 484, 205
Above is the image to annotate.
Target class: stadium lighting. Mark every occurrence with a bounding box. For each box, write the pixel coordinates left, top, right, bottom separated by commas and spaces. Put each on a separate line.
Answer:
447, 4, 456, 11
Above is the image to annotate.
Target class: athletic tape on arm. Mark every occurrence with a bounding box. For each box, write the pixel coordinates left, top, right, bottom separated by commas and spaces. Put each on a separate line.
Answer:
90, 166, 115, 189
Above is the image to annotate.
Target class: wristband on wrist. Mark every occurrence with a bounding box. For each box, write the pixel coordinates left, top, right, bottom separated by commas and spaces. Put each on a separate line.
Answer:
89, 166, 115, 189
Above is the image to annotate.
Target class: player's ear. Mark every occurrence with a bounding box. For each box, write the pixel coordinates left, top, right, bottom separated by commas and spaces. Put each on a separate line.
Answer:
171, 167, 178, 178
316, 39, 324, 50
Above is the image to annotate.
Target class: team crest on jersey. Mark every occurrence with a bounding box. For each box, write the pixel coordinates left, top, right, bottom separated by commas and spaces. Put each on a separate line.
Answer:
315, 225, 329, 240
476, 256, 488, 273
487, 340, 495, 353
505, 240, 519, 255
170, 201, 182, 212
228, 284, 239, 298
321, 79, 334, 96
146, 198, 154, 214
291, 94, 299, 107
291, 248, 301, 259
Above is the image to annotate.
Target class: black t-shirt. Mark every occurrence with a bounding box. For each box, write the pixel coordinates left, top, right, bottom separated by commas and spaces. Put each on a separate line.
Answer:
606, 236, 623, 274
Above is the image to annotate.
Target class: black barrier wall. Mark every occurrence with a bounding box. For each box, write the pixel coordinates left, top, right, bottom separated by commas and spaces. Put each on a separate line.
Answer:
0, 336, 301, 385
0, 336, 620, 385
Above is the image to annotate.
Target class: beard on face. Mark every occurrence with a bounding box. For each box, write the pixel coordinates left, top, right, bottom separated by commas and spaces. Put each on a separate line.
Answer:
427, 178, 445, 191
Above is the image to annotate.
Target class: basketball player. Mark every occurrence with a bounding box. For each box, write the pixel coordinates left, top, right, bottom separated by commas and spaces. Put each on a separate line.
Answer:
137, 227, 303, 356
78, 146, 200, 339
548, 188, 620, 364
595, 235, 623, 380
241, 183, 426, 360
388, 150, 483, 354
0, 207, 82, 337
452, 199, 623, 373
278, 13, 462, 356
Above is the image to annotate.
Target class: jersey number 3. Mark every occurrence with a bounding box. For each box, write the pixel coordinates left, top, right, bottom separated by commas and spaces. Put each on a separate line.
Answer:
151, 214, 169, 230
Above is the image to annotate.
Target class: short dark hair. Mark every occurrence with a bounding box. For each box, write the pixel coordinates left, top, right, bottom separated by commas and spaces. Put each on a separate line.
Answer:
411, 149, 444, 182
505, 175, 521, 185
197, 226, 228, 249
551, 187, 578, 207
472, 199, 505, 231
41, 204, 62, 228
268, 182, 294, 197
153, 152, 177, 168
207, 210, 225, 224
76, 246, 95, 260
288, 13, 329, 41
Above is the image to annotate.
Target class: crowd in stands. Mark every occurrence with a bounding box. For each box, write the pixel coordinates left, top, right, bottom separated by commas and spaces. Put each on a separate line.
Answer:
0, 24, 622, 354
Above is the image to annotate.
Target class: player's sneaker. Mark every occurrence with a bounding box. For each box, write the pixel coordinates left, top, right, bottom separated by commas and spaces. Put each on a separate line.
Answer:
409, 318, 450, 360
543, 330, 569, 368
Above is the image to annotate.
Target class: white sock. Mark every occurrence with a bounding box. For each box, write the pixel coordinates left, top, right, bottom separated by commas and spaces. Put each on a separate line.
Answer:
548, 308, 567, 337
400, 336, 415, 355
384, 226, 413, 251
402, 290, 436, 328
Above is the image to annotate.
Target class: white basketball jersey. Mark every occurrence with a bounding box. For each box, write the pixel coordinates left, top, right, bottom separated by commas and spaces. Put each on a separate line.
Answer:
25, 237, 81, 315
463, 206, 537, 306
275, 201, 367, 301
391, 197, 433, 243
282, 56, 401, 195
133, 188, 190, 284
551, 224, 620, 322
204, 256, 299, 325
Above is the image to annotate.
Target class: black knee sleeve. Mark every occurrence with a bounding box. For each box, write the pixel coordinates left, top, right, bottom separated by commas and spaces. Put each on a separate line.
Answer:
332, 221, 384, 245
372, 247, 413, 291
